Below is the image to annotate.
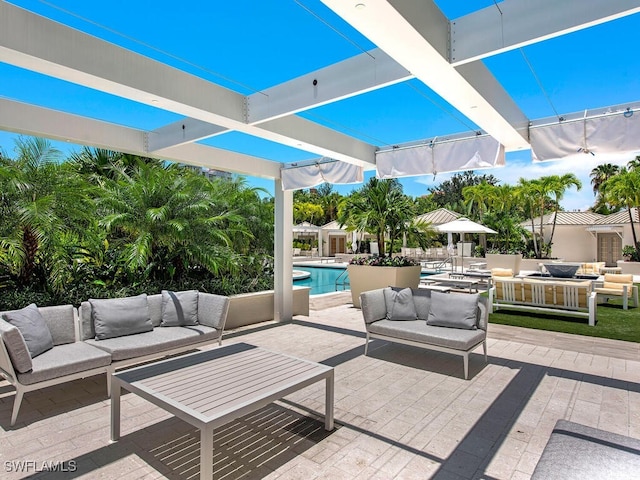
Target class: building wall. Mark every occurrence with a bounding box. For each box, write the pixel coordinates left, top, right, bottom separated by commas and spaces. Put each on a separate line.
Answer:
546, 226, 597, 262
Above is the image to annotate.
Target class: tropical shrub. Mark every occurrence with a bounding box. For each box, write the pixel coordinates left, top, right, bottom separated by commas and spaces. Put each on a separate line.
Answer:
349, 255, 418, 267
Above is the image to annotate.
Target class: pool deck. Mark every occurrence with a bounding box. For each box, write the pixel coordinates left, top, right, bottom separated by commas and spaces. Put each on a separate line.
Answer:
3, 292, 640, 479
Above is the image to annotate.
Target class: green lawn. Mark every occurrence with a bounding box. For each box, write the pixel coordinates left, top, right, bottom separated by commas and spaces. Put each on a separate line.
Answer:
489, 292, 640, 343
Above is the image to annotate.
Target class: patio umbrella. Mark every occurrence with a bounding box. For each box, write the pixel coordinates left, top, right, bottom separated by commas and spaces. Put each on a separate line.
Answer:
436, 218, 497, 273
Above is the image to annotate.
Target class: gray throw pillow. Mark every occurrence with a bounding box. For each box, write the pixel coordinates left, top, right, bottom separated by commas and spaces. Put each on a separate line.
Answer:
383, 287, 417, 321
0, 317, 33, 373
412, 289, 432, 320
2, 304, 54, 358
427, 292, 479, 330
390, 287, 431, 320
161, 290, 199, 326
90, 294, 152, 340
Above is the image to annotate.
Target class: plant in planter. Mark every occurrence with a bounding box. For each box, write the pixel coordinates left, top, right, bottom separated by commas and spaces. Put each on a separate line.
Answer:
337, 178, 433, 307
347, 255, 422, 308
622, 244, 640, 261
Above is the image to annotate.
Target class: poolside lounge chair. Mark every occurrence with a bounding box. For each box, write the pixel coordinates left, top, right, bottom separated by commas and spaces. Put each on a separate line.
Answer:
594, 274, 638, 310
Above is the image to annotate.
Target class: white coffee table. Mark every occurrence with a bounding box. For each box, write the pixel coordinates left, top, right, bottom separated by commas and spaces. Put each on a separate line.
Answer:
110, 343, 334, 479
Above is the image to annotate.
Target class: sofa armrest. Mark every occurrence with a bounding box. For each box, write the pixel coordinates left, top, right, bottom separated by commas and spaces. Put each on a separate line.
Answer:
477, 296, 489, 331
197, 293, 230, 331
360, 289, 387, 324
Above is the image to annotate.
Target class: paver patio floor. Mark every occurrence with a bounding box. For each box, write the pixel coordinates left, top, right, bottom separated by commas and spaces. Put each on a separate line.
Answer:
2, 298, 640, 479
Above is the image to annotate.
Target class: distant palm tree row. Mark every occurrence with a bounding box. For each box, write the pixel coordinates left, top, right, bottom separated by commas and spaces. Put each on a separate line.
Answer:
0, 137, 274, 308
295, 170, 589, 259
590, 157, 640, 249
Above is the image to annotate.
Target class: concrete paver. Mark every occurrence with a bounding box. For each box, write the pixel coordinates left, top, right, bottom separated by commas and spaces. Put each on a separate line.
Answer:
2, 294, 640, 479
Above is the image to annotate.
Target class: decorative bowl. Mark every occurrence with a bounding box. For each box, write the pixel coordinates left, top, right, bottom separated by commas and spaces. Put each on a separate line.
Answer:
543, 263, 580, 278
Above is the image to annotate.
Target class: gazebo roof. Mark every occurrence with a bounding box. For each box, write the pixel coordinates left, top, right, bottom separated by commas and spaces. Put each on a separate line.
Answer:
415, 208, 462, 226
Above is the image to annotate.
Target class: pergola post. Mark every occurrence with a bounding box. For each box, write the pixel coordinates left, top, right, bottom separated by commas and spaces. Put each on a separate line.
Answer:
274, 181, 293, 322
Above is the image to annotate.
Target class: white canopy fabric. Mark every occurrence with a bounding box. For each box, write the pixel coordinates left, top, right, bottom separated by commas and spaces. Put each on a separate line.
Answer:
531, 111, 640, 162
376, 135, 505, 179
281, 160, 364, 191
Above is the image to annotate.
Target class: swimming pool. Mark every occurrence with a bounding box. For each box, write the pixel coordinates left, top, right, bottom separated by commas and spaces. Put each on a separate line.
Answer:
293, 266, 347, 295
293, 266, 436, 295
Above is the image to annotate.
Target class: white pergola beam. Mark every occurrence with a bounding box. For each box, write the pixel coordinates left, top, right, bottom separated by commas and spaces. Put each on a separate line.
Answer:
0, 2, 376, 167
321, 0, 530, 151
246, 48, 411, 123
451, 0, 640, 65
0, 98, 281, 178
148, 48, 408, 154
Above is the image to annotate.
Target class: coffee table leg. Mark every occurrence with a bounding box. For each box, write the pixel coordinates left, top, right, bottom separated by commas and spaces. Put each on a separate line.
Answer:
200, 426, 214, 480
110, 379, 120, 442
325, 371, 334, 431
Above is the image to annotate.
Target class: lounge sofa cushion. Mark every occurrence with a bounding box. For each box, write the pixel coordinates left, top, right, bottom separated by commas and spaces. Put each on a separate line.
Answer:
85, 324, 220, 361
532, 419, 640, 479
90, 294, 152, 340
3, 304, 54, 358
16, 342, 112, 386
40, 305, 76, 346
161, 290, 199, 326
383, 287, 417, 320
427, 292, 479, 330
368, 319, 485, 351
0, 318, 33, 373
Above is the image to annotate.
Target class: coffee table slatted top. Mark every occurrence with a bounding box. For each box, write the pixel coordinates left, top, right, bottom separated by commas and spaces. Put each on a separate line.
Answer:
114, 343, 332, 427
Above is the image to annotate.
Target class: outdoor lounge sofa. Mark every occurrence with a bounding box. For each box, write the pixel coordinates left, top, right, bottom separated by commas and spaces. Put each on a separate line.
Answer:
360, 287, 488, 379
0, 290, 229, 426
489, 277, 596, 326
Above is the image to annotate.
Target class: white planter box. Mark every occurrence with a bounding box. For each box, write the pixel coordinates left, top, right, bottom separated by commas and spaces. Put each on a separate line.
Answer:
347, 264, 421, 308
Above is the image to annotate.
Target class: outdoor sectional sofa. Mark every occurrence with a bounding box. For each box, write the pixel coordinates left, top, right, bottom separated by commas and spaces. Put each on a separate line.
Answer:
489, 277, 596, 325
0, 290, 230, 426
360, 287, 489, 379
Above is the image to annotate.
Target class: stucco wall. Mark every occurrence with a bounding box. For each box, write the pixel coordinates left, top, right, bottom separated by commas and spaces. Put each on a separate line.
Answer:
547, 226, 597, 262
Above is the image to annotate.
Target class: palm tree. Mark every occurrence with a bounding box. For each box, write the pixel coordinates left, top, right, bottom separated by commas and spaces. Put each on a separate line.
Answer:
462, 181, 496, 252
627, 156, 640, 171
516, 177, 558, 258
337, 178, 427, 256
601, 168, 640, 252
547, 173, 582, 250
0, 137, 96, 290
590, 163, 620, 213
98, 161, 248, 280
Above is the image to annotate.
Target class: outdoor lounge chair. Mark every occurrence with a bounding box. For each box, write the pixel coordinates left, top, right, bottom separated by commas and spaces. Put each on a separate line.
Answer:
594, 273, 639, 310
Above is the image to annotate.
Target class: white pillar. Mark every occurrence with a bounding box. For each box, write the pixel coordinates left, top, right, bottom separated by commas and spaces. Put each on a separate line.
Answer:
274, 181, 293, 322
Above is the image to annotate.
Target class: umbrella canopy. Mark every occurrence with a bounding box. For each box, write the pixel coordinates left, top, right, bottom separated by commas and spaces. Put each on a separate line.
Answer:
435, 218, 496, 273
436, 217, 497, 234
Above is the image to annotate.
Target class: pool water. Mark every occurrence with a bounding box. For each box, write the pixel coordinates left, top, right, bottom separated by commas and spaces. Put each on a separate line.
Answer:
293, 266, 347, 295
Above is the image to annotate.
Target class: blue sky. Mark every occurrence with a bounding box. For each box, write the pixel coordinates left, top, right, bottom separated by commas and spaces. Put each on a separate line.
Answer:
1, 1, 639, 210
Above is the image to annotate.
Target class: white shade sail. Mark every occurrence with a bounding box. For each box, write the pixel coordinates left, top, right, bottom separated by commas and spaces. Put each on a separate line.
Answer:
531, 111, 640, 162
281, 160, 364, 191
376, 135, 505, 179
